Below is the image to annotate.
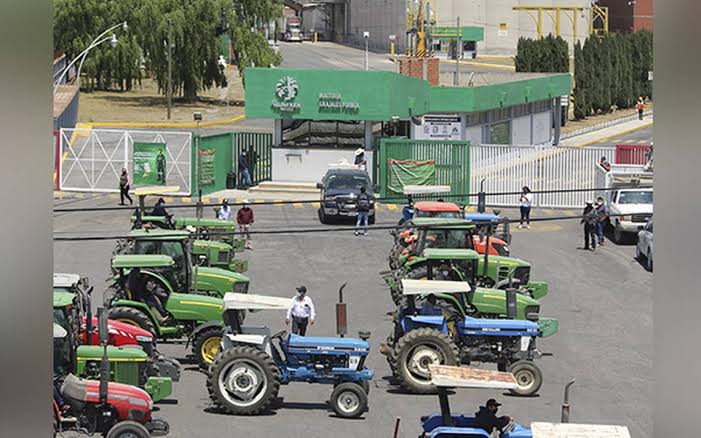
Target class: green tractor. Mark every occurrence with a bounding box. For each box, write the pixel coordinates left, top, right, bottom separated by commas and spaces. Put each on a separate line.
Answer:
104, 254, 228, 368
383, 218, 548, 303
191, 239, 248, 274
113, 229, 250, 298
54, 291, 173, 402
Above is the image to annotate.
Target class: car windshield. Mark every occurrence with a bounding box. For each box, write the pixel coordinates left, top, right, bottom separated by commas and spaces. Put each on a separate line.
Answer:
618, 190, 653, 204
326, 173, 369, 191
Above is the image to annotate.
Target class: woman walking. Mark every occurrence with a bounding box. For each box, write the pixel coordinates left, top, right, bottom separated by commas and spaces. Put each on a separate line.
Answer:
518, 186, 532, 229
119, 168, 133, 206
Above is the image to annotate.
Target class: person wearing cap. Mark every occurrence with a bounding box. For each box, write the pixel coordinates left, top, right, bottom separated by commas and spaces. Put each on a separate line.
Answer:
354, 147, 367, 171
599, 156, 611, 172
236, 200, 254, 250
286, 286, 315, 336
217, 199, 231, 221
581, 200, 599, 251
473, 399, 513, 435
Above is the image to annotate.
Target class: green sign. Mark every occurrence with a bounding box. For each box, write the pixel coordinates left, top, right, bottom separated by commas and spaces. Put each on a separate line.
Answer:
133, 142, 167, 186
199, 148, 216, 186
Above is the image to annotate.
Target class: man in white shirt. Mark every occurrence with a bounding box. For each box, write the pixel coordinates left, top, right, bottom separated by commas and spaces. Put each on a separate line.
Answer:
285, 286, 316, 336
217, 199, 231, 221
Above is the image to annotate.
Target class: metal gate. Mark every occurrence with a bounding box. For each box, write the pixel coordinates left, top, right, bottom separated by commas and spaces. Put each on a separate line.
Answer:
232, 132, 273, 186
59, 128, 192, 195
470, 144, 616, 208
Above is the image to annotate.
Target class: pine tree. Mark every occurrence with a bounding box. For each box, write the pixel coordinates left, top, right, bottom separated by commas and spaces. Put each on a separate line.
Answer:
573, 41, 587, 119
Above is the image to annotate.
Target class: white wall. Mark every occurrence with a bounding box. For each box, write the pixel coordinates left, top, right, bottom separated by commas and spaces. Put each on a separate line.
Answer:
272, 148, 374, 183
532, 111, 552, 145
511, 114, 531, 145
465, 125, 483, 146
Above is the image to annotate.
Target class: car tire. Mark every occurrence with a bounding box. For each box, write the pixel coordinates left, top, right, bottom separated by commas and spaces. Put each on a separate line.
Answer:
647, 249, 653, 272
318, 208, 328, 225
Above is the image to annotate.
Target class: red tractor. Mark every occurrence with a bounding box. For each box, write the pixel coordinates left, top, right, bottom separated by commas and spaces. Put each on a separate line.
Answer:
53, 310, 169, 438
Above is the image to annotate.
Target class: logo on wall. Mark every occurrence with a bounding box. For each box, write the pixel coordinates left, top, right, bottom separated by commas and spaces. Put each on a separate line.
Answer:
272, 76, 302, 113
276, 76, 299, 102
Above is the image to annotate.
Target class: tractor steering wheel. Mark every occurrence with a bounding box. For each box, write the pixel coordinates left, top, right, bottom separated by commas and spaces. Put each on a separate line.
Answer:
502, 420, 516, 433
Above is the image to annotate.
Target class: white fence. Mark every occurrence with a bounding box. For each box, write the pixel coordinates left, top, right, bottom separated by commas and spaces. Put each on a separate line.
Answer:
58, 128, 192, 195
470, 144, 616, 208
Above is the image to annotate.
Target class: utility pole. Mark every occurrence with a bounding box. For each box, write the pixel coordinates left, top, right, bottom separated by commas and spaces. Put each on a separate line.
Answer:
454, 16, 461, 86
167, 18, 173, 120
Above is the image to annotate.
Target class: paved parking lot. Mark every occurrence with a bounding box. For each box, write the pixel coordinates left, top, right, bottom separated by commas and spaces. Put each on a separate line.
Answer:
54, 196, 652, 437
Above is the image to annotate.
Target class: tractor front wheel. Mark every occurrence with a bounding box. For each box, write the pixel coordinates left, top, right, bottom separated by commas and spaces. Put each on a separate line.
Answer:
330, 382, 368, 419
508, 360, 543, 396
192, 327, 223, 370
207, 345, 280, 415
394, 327, 459, 394
108, 307, 156, 337
105, 421, 150, 438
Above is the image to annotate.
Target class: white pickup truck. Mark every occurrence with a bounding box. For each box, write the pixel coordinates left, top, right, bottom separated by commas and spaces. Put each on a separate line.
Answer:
595, 162, 653, 244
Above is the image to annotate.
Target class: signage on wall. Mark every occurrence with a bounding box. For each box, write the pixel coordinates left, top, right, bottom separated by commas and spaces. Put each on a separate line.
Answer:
271, 76, 302, 113
415, 115, 462, 141
318, 92, 360, 113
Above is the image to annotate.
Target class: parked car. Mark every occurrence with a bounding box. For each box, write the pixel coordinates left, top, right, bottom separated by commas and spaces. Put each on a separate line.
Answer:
317, 167, 376, 224
636, 218, 653, 271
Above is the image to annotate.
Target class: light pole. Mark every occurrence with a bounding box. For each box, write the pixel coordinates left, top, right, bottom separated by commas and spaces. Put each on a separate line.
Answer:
167, 18, 174, 120
53, 21, 128, 93
363, 31, 370, 71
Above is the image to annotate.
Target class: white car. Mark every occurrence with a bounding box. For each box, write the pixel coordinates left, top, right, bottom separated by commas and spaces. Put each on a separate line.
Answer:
636, 218, 653, 271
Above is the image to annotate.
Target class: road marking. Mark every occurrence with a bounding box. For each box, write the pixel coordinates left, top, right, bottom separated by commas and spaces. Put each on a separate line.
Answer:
311, 202, 320, 209
386, 204, 399, 211
512, 224, 563, 233
292, 203, 304, 208
274, 199, 284, 207
578, 121, 653, 147
181, 197, 192, 203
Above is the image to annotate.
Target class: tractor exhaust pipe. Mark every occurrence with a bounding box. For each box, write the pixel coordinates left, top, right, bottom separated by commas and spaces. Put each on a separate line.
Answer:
97, 307, 109, 403
561, 380, 576, 423
392, 417, 401, 438
336, 283, 348, 338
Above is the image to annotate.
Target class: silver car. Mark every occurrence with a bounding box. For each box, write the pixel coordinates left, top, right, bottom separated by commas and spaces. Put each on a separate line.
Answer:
636, 218, 653, 271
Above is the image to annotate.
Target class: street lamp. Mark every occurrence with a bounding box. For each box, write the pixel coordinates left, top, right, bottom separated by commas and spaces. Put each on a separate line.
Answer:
363, 31, 370, 71
53, 21, 128, 93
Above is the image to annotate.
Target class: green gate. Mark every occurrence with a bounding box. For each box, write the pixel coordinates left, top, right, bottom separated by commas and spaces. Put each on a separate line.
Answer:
233, 132, 273, 186
375, 138, 470, 204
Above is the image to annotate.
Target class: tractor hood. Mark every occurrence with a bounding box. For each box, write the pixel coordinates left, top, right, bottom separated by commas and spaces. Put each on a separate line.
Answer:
193, 240, 232, 252
176, 217, 236, 229
167, 292, 224, 322
81, 316, 153, 346
76, 345, 149, 361
83, 378, 152, 409
196, 266, 250, 283
288, 334, 370, 351
479, 255, 529, 267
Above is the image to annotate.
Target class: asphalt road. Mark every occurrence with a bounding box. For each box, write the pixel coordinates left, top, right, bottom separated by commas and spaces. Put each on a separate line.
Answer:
589, 124, 653, 148
53, 196, 652, 438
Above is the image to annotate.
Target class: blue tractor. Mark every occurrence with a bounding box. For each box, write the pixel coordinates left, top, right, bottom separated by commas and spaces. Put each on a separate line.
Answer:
384, 280, 557, 396
206, 293, 374, 418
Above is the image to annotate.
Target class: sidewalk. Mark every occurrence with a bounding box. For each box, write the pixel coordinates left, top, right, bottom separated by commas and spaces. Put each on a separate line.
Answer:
560, 115, 653, 147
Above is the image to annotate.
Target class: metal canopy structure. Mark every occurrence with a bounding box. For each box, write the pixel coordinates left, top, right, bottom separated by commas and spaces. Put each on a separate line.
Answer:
401, 279, 471, 296
429, 365, 519, 389
223, 293, 293, 311
513, 5, 609, 44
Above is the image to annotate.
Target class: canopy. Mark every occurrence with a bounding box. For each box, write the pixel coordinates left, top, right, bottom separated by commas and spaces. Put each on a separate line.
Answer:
223, 293, 293, 311
530, 422, 631, 438
422, 248, 480, 261
414, 201, 461, 212
53, 273, 81, 288
429, 365, 519, 390
401, 279, 471, 296
111, 254, 174, 269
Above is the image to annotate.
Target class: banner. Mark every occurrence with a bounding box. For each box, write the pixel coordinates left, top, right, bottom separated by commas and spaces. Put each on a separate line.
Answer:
387, 159, 436, 195
199, 149, 216, 186
133, 142, 167, 186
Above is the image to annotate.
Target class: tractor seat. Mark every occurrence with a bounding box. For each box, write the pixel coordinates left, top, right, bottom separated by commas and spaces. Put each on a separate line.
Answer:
60, 374, 89, 410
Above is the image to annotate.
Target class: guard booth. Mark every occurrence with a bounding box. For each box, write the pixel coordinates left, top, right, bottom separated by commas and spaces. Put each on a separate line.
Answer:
431, 26, 484, 60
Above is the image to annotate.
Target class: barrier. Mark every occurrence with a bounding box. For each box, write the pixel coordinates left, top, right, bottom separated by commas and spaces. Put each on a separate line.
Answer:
615, 144, 652, 165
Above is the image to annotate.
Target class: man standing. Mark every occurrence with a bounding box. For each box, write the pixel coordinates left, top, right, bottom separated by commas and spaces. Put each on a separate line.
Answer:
595, 197, 609, 246
636, 96, 645, 120
238, 150, 252, 189
217, 199, 231, 221
581, 200, 598, 251
472, 399, 513, 435
236, 200, 254, 249
286, 286, 315, 336
248, 147, 258, 183
156, 149, 166, 184
354, 186, 371, 236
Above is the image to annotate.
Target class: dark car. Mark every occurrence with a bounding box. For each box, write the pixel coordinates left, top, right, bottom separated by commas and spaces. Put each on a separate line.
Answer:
316, 168, 376, 224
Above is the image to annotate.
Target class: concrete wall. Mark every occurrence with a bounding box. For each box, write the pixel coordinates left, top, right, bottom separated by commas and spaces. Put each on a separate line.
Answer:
272, 148, 374, 183
464, 125, 483, 145
346, 0, 407, 53
532, 110, 552, 145
511, 114, 531, 145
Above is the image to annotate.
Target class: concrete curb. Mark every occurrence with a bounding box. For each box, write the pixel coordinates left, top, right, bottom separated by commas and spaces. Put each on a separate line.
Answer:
561, 110, 653, 141
81, 115, 247, 129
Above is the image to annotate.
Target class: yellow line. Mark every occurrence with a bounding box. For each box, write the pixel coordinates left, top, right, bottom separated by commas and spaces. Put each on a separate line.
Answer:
274, 199, 284, 206
181, 197, 192, 203
311, 202, 320, 209
577, 121, 653, 147
292, 203, 303, 208
88, 115, 246, 129
439, 59, 514, 70
386, 204, 399, 211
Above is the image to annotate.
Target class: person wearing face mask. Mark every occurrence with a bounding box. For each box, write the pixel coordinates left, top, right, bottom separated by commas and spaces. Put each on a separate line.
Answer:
285, 286, 316, 336
472, 399, 513, 435
435, 263, 453, 280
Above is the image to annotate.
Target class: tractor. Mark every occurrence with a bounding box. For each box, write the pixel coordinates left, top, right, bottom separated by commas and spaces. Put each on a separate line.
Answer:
418, 365, 632, 438
53, 292, 173, 402
382, 279, 558, 396
53, 310, 169, 437
207, 293, 374, 419
54, 273, 181, 383
104, 254, 229, 369
111, 229, 250, 298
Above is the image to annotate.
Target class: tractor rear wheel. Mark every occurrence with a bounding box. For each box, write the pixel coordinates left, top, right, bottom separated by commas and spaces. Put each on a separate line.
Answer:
105, 421, 150, 438
394, 327, 459, 394
108, 307, 156, 337
192, 326, 223, 370
103, 285, 122, 307
207, 345, 280, 415
508, 360, 543, 396
330, 382, 368, 419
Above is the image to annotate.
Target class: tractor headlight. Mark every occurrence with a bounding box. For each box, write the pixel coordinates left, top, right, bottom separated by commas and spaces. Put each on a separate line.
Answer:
135, 335, 152, 342
233, 282, 249, 294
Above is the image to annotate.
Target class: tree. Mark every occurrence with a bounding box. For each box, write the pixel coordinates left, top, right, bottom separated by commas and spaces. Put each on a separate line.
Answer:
514, 34, 568, 73
573, 41, 587, 119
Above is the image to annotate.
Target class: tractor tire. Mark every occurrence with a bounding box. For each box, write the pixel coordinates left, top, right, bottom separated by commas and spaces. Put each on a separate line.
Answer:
394, 327, 459, 394
108, 307, 156, 337
330, 382, 368, 419
207, 345, 280, 415
103, 285, 121, 307
508, 360, 543, 396
192, 326, 223, 370
105, 421, 150, 438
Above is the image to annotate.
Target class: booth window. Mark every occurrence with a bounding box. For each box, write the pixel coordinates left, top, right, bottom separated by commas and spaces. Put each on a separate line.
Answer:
488, 120, 511, 144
